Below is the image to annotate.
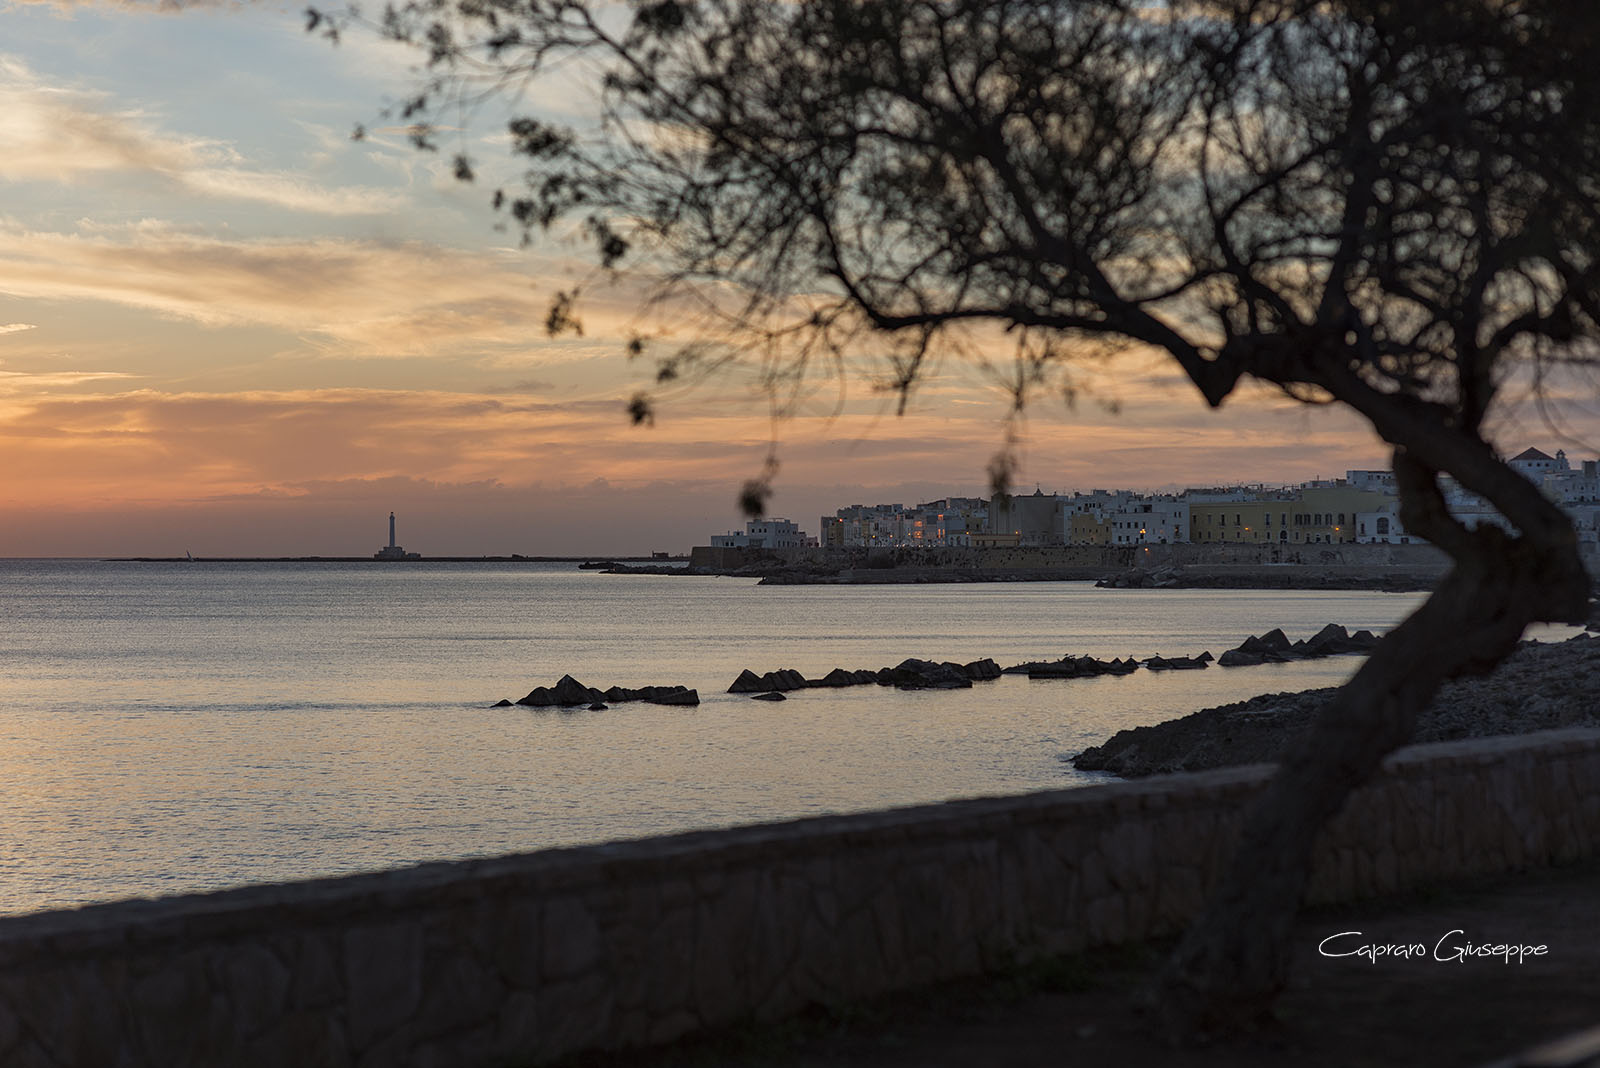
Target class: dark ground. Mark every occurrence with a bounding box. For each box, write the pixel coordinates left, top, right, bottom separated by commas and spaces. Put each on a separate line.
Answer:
562, 861, 1600, 1068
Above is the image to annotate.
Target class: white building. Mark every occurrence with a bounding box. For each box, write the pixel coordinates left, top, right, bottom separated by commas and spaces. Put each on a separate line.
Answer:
1346, 469, 1397, 494
1354, 500, 1413, 544
1104, 497, 1190, 545
1511, 447, 1570, 480
710, 518, 812, 549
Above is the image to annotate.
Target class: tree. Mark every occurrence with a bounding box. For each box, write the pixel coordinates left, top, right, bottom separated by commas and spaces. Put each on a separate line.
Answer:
320, 0, 1599, 1036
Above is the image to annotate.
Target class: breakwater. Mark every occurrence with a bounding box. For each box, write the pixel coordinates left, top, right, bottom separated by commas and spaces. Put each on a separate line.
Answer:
3, 728, 1597, 1066
678, 542, 1454, 588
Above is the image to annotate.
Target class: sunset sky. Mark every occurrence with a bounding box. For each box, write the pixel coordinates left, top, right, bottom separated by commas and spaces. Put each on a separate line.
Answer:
2, 0, 1592, 557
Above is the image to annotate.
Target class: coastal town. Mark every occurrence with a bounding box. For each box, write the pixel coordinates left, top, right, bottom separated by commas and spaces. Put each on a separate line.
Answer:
709, 448, 1600, 555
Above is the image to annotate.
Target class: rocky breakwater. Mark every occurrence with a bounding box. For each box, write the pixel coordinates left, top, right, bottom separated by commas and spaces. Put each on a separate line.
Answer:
1216, 622, 1380, 666
1005, 655, 1143, 678
727, 657, 1003, 696
1095, 563, 1439, 592
1074, 633, 1600, 778
492, 674, 700, 708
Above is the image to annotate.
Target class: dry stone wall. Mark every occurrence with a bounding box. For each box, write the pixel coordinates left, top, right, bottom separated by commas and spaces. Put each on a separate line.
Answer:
1, 728, 1597, 1067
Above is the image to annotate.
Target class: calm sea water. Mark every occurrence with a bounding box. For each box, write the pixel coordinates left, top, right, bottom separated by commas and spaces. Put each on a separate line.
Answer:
0, 559, 1490, 915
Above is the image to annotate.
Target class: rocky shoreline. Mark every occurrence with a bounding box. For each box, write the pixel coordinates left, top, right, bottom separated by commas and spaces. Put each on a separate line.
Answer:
1073, 633, 1600, 777
596, 558, 1449, 591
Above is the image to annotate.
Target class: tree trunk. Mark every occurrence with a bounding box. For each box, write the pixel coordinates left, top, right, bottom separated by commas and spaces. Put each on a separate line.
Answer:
1153, 450, 1589, 1039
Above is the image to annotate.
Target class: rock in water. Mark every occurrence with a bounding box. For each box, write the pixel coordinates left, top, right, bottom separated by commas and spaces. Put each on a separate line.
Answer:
751, 691, 787, 701
728, 669, 767, 693
551, 674, 601, 706
962, 658, 1002, 680
887, 658, 972, 690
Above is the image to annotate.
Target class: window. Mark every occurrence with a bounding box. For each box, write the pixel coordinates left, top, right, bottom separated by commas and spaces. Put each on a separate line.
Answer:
1376, 517, 1390, 535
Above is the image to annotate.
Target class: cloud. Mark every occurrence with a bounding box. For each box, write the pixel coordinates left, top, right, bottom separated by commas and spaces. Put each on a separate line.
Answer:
0, 223, 590, 357
0, 322, 38, 335
0, 54, 405, 214
0, 369, 136, 390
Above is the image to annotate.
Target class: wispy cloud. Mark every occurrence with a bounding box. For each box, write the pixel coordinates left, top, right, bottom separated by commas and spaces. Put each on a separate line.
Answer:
0, 223, 598, 356
0, 322, 38, 335
0, 54, 405, 214
0, 369, 135, 390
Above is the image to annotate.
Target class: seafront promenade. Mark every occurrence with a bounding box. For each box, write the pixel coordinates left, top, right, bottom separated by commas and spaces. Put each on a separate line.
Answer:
2, 726, 1596, 1066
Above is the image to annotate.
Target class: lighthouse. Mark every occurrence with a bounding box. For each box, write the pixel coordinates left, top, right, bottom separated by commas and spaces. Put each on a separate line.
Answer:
375, 511, 420, 559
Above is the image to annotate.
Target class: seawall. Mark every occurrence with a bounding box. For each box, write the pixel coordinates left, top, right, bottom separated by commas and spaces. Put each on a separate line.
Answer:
689, 541, 1454, 579
2, 727, 1597, 1066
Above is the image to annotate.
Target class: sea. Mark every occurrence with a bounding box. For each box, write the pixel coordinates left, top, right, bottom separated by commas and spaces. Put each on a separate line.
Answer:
0, 558, 1551, 917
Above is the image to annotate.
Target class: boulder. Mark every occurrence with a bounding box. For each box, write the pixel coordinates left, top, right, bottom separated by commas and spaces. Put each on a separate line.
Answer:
1303, 623, 1351, 655
809, 667, 880, 688
727, 668, 807, 693
551, 674, 603, 706
1218, 649, 1265, 667
728, 669, 767, 693
491, 698, 514, 707
587, 703, 608, 711
1023, 655, 1138, 679
887, 658, 972, 690
647, 688, 700, 706
751, 691, 787, 701
962, 658, 1003, 680
1147, 654, 1208, 671
1238, 628, 1287, 654
517, 686, 554, 707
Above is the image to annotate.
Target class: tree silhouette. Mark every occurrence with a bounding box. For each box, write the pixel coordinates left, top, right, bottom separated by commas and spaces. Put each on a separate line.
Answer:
323, 0, 1599, 1035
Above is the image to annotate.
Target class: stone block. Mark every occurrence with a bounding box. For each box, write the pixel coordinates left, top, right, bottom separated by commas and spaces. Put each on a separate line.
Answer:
412, 948, 504, 1042
537, 972, 616, 1060
541, 897, 600, 981
691, 900, 746, 1026
1078, 848, 1110, 900
343, 923, 423, 1051
0, 994, 19, 1058
219, 943, 291, 1040
643, 904, 696, 1015
493, 990, 540, 1056
492, 899, 543, 989
237, 1011, 351, 1068
1084, 895, 1126, 945
131, 955, 228, 1068
648, 1008, 701, 1046
286, 934, 342, 1010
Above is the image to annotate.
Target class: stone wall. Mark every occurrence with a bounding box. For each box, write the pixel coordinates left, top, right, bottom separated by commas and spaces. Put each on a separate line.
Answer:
2, 728, 1597, 1067
687, 542, 1452, 573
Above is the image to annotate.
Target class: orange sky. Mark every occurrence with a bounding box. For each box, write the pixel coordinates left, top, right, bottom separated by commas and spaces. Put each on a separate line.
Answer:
0, 2, 1590, 556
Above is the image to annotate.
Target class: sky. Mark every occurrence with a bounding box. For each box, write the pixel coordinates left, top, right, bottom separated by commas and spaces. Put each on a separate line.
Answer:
1, 1, 1593, 557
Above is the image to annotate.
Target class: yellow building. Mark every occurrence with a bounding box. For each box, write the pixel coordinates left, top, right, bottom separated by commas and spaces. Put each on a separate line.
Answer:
1189, 487, 1392, 545
1068, 512, 1111, 546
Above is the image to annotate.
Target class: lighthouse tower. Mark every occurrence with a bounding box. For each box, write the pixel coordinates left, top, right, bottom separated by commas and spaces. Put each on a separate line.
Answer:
375, 511, 418, 559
